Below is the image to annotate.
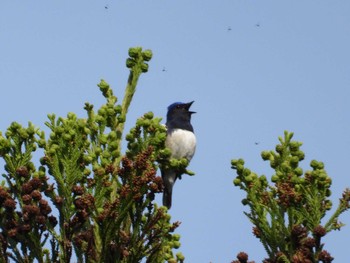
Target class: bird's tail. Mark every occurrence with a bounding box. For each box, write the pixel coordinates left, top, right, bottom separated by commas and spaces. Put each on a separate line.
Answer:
163, 187, 173, 209
162, 170, 177, 209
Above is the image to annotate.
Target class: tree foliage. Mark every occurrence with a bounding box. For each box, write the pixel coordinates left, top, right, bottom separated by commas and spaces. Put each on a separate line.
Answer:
0, 47, 184, 263
231, 131, 350, 263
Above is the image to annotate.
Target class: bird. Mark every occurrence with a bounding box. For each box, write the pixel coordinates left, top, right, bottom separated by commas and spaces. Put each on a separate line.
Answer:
161, 101, 196, 209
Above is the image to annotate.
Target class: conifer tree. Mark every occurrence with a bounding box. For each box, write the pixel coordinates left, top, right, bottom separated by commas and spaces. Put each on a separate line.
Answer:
0, 47, 185, 263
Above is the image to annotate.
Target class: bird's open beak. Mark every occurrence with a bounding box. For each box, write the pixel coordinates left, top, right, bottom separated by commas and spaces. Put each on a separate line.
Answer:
185, 101, 196, 114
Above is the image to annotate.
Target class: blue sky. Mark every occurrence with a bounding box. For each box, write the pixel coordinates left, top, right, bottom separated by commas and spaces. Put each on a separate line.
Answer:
1, 1, 350, 262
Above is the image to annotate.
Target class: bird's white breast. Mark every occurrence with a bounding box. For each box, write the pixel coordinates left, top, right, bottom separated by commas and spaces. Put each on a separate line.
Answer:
166, 129, 196, 161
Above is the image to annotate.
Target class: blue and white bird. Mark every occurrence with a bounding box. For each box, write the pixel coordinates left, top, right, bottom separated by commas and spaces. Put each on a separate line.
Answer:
162, 101, 196, 209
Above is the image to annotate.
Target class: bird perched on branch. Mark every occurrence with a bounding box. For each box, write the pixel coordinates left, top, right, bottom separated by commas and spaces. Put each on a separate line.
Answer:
161, 101, 196, 209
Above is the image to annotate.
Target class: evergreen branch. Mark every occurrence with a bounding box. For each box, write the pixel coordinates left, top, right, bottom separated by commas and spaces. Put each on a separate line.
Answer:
231, 131, 347, 262
111, 47, 153, 200
0, 47, 185, 263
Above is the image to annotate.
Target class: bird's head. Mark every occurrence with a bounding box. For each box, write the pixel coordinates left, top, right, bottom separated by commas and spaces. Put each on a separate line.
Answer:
166, 101, 196, 131
167, 101, 195, 118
